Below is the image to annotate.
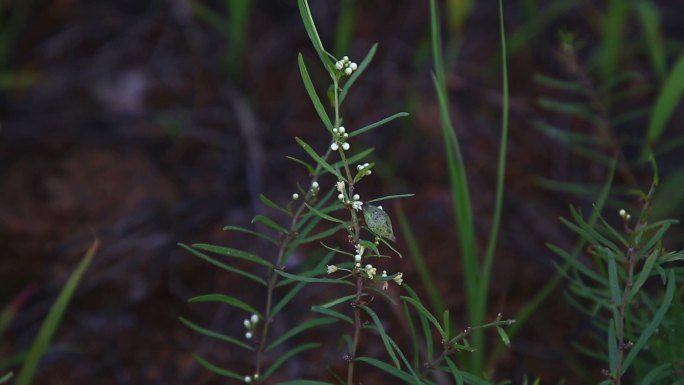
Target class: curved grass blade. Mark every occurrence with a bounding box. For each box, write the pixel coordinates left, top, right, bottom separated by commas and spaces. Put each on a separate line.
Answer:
15, 239, 98, 385
304, 203, 346, 224
311, 305, 353, 325
191, 244, 273, 268
189, 294, 261, 317
355, 357, 417, 384
266, 317, 337, 352
179, 317, 253, 351
259, 194, 292, 216
339, 43, 377, 103
297, 0, 330, 69
444, 356, 465, 385
261, 342, 320, 381
275, 270, 354, 286
179, 243, 267, 285
0, 372, 12, 384
367, 193, 415, 203
192, 354, 243, 380
286, 155, 315, 175
348, 112, 409, 138
401, 296, 445, 340
298, 53, 333, 132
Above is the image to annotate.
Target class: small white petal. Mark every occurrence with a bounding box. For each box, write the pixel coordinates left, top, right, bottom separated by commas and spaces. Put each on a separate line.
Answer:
243, 319, 251, 328
342, 142, 350, 151
338, 193, 345, 200
344, 67, 352, 75
350, 62, 358, 70
292, 193, 299, 200
312, 181, 319, 189
354, 254, 361, 262
352, 194, 360, 201
250, 314, 259, 324
245, 332, 253, 339
343, 132, 349, 138
331, 142, 339, 151
343, 55, 349, 61
335, 61, 343, 70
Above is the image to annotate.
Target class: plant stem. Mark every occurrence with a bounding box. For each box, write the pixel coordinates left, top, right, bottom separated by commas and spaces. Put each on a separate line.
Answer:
613, 246, 636, 385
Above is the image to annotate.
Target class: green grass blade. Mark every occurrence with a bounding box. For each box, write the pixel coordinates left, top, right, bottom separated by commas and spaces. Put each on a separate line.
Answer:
643, 53, 684, 158
635, 1, 666, 79
429, 1, 479, 349
15, 240, 98, 385
333, 0, 355, 56
179, 317, 253, 351
354, 357, 417, 384
348, 112, 408, 138
444, 356, 464, 385
340, 43, 378, 103
298, 53, 334, 132
274, 270, 354, 286
189, 294, 261, 317
192, 354, 243, 380
0, 373, 12, 384
297, 0, 330, 69
191, 244, 273, 268
401, 296, 445, 340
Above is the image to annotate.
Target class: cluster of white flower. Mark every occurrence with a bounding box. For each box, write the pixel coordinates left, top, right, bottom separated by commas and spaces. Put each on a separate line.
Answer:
243, 313, 259, 339
244, 373, 259, 383
393, 272, 403, 286
337, 189, 363, 212
330, 126, 350, 151
364, 264, 377, 279
354, 243, 365, 263
356, 162, 372, 178
335, 55, 358, 76
619, 208, 631, 221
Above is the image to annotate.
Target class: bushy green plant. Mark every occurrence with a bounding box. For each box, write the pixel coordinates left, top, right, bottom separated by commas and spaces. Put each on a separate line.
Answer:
180, 1, 513, 384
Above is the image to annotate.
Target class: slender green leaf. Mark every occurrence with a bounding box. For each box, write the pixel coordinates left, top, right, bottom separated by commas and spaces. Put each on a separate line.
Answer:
304, 203, 346, 224
297, 224, 344, 244
444, 356, 464, 385
608, 318, 618, 374
266, 318, 336, 352
340, 43, 378, 102
607, 256, 621, 305
298, 53, 333, 132
192, 244, 273, 268
277, 381, 334, 385
355, 357, 416, 383
192, 354, 243, 380
636, 2, 665, 78
180, 243, 266, 285
223, 225, 277, 245
297, 0, 330, 69
402, 301, 420, 369
296, 137, 344, 180
367, 193, 415, 203
189, 294, 261, 317
360, 305, 400, 368
252, 214, 289, 234
311, 306, 353, 324
401, 296, 445, 339
259, 194, 291, 216
286, 155, 315, 175
496, 326, 510, 348
261, 343, 320, 381
641, 363, 672, 385
271, 251, 335, 317
15, 240, 97, 385
0, 373, 13, 384
275, 270, 354, 286
179, 317, 253, 350
622, 269, 676, 371
348, 112, 409, 138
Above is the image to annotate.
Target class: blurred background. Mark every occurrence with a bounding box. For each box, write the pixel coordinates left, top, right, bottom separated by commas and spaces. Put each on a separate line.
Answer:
1, 0, 683, 384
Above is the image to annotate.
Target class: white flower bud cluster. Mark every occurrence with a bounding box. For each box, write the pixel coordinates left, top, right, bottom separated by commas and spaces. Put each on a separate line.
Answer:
619, 208, 631, 221
330, 126, 350, 151
356, 163, 372, 178
354, 243, 365, 263
364, 264, 377, 279
243, 313, 259, 339
327, 264, 338, 274
244, 373, 259, 383
309, 181, 320, 196
337, 187, 363, 212
334, 55, 358, 76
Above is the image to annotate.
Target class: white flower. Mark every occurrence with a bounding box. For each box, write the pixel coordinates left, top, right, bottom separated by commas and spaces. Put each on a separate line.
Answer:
338, 193, 345, 201
382, 270, 388, 277
343, 132, 349, 138
336, 180, 345, 193
250, 314, 259, 324
350, 62, 358, 70
343, 55, 349, 61
243, 319, 251, 329
342, 142, 350, 151
244, 375, 252, 383
355, 244, 365, 255
311, 181, 319, 189
355, 262, 361, 268
351, 200, 363, 211
354, 254, 361, 262
245, 331, 253, 339
619, 209, 626, 217
292, 193, 299, 200
345, 67, 352, 76
393, 272, 404, 286
331, 142, 339, 151
327, 265, 338, 274
335, 61, 343, 70
338, 126, 345, 133
365, 264, 377, 279
352, 194, 360, 201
